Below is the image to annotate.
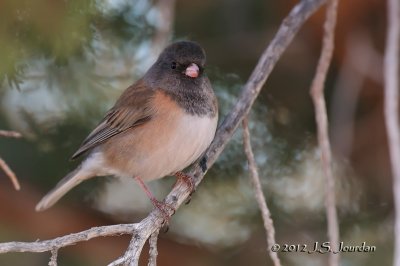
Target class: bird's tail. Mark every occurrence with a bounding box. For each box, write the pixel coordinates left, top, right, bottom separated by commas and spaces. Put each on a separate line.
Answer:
35, 166, 88, 211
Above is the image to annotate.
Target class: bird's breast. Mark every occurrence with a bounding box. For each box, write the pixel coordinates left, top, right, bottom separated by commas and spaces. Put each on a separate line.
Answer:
100, 90, 218, 181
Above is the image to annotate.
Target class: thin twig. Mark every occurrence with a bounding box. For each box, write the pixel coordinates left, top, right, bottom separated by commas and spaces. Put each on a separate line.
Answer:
0, 0, 328, 264
309, 0, 340, 265
0, 130, 22, 138
0, 157, 20, 190
383, 0, 400, 265
48, 248, 58, 266
330, 33, 380, 157
0, 129, 22, 190
148, 228, 160, 266
107, 256, 124, 266
242, 117, 281, 266
0, 223, 138, 253
107, 215, 158, 266
152, 0, 175, 49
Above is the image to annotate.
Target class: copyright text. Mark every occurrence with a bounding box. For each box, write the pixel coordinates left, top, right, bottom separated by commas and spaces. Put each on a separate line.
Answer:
270, 242, 376, 254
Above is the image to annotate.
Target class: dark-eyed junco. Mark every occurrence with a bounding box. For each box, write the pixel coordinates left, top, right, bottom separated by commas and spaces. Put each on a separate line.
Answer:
36, 41, 218, 212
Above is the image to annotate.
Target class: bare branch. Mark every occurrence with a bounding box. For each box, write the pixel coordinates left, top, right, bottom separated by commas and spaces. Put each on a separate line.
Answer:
330, 33, 381, 157
149, 0, 176, 62
383, 0, 400, 265
152, 0, 176, 48
107, 256, 124, 266
0, 156, 20, 190
0, 0, 328, 264
107, 214, 160, 266
0, 223, 138, 253
242, 117, 281, 266
309, 0, 340, 265
0, 129, 22, 190
48, 248, 58, 266
148, 228, 160, 266
0, 130, 22, 138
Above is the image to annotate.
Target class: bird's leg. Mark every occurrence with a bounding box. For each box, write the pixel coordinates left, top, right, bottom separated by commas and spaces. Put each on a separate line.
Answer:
134, 177, 175, 221
174, 171, 196, 204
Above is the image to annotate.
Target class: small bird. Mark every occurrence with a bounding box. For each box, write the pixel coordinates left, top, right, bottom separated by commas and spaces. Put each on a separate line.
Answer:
36, 41, 218, 212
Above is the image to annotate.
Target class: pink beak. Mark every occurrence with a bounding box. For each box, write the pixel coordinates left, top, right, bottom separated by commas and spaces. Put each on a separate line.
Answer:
184, 63, 200, 78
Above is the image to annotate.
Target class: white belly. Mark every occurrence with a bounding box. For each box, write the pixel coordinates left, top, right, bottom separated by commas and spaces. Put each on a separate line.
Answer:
137, 114, 218, 180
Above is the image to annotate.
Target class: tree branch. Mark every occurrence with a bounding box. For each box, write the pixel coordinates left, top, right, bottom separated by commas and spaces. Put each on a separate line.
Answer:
49, 248, 58, 266
309, 0, 340, 265
148, 228, 160, 266
0, 129, 22, 190
0, 157, 20, 191
0, 223, 138, 253
0, 0, 328, 264
383, 0, 400, 265
242, 117, 281, 266
0, 130, 22, 138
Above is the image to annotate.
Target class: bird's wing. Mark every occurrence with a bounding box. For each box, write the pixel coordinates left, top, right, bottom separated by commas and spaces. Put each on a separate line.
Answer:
71, 80, 155, 159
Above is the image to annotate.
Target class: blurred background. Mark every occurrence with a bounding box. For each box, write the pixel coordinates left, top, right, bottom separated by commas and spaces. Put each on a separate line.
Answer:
0, 0, 391, 265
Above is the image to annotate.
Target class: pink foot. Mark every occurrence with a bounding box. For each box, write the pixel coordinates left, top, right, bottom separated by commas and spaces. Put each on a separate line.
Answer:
134, 177, 175, 221
174, 171, 195, 194
174, 171, 196, 204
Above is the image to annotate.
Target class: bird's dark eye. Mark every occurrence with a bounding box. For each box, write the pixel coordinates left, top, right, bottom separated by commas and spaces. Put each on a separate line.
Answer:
171, 62, 177, 69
